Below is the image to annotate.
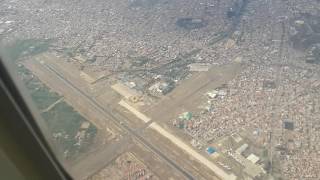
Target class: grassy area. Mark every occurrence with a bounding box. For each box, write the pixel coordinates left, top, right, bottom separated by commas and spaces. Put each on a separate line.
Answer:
42, 101, 97, 159
3, 39, 52, 62
31, 85, 61, 110
17, 64, 61, 110
129, 0, 160, 8
4, 38, 97, 160
130, 56, 151, 67
18, 64, 97, 160
207, 32, 228, 46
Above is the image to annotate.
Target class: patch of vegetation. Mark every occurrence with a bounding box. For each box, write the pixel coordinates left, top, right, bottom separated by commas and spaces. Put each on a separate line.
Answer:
306, 44, 320, 64
304, 13, 320, 34
290, 14, 320, 50
263, 80, 276, 90
3, 39, 52, 61
130, 56, 151, 67
227, 0, 249, 19
208, 31, 229, 46
129, 0, 161, 8
18, 65, 97, 160
182, 48, 201, 59
289, 14, 320, 64
17, 65, 61, 110
176, 18, 208, 30
42, 101, 97, 159
31, 84, 61, 110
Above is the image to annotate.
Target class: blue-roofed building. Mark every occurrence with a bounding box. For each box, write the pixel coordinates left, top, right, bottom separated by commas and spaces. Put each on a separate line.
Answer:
206, 147, 216, 155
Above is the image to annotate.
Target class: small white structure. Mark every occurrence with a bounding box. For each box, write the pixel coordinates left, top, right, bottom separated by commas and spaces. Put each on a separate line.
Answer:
236, 143, 248, 154
80, 122, 90, 129
234, 56, 243, 63
295, 20, 304, 25
148, 81, 172, 95
207, 90, 218, 98
112, 83, 141, 103
247, 154, 260, 164
218, 90, 227, 96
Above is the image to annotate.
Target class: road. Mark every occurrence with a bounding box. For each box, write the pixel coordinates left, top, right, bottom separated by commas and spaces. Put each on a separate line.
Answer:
42, 62, 195, 180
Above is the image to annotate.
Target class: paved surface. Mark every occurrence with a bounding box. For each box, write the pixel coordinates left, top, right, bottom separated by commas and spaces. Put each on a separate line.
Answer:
149, 122, 237, 180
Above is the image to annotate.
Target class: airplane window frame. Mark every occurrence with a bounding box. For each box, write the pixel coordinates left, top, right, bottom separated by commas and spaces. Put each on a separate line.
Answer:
0, 57, 72, 180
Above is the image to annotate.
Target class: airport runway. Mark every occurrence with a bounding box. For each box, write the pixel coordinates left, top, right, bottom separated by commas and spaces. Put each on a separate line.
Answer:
42, 62, 195, 180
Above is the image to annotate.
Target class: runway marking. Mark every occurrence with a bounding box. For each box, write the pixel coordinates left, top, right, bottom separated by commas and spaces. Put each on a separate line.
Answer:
149, 122, 237, 180
119, 100, 237, 180
119, 99, 151, 123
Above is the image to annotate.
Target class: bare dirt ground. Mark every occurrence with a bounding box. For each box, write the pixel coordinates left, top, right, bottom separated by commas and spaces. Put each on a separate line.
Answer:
69, 137, 132, 180
88, 140, 186, 180
129, 140, 185, 180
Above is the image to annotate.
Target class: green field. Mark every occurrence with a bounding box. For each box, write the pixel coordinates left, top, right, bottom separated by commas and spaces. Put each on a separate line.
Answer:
18, 64, 97, 160
3, 39, 52, 62
42, 101, 97, 159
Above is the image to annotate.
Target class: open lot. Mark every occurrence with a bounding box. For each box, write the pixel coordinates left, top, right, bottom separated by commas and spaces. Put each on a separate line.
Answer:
69, 137, 132, 180
88, 140, 186, 180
